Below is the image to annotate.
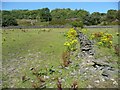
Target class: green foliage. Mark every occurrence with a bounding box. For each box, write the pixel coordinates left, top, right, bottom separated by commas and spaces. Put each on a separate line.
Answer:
2, 9, 119, 26
90, 32, 113, 48
107, 10, 117, 22
40, 8, 52, 22
71, 21, 83, 28
49, 19, 69, 25
100, 21, 108, 26
2, 15, 18, 27
89, 12, 101, 25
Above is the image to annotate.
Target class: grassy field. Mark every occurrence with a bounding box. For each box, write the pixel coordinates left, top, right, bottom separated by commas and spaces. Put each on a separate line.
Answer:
2, 27, 119, 88
86, 28, 118, 65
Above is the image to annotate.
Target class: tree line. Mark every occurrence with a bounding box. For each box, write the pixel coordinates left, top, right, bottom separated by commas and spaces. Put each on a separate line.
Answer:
1, 8, 120, 27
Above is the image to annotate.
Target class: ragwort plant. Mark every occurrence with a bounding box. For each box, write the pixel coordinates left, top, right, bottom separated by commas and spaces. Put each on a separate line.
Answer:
90, 32, 113, 48
64, 28, 78, 52
62, 28, 78, 67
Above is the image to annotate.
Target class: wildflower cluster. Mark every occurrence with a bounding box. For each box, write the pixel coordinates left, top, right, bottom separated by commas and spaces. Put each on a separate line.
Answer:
64, 28, 78, 51
90, 32, 113, 48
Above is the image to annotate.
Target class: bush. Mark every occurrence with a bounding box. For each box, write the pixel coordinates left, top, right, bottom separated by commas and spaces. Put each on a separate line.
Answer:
49, 19, 69, 25
71, 21, 83, 28
90, 32, 113, 48
2, 15, 18, 27
64, 28, 78, 51
100, 21, 108, 26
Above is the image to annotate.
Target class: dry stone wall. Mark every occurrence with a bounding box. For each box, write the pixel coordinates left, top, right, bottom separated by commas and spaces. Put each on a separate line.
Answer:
75, 28, 118, 88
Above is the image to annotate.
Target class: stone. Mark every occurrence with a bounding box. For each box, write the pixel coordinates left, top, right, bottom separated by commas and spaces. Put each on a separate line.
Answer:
102, 70, 114, 79
81, 47, 90, 51
87, 85, 93, 88
86, 62, 95, 66
111, 78, 114, 81
89, 50, 95, 55
61, 78, 65, 82
58, 70, 62, 74
58, 65, 63, 69
113, 81, 118, 85
65, 67, 69, 70
101, 77, 105, 82
70, 72, 76, 76
44, 76, 50, 79
94, 80, 100, 83
75, 28, 118, 88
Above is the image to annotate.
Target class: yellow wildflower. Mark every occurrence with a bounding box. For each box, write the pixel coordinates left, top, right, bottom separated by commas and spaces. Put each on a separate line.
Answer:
109, 41, 112, 44
98, 42, 103, 46
64, 42, 70, 46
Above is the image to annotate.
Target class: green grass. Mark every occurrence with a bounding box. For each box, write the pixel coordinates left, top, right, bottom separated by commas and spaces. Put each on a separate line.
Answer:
17, 19, 49, 26
2, 28, 119, 88
3, 28, 86, 88
85, 28, 119, 68
86, 28, 118, 44
2, 28, 66, 61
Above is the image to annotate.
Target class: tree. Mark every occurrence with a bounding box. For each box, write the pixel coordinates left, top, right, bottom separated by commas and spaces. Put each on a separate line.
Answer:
107, 9, 117, 22
2, 15, 18, 27
2, 8, 118, 26
76, 9, 90, 23
40, 8, 52, 22
90, 12, 101, 25
71, 21, 83, 28
117, 10, 120, 25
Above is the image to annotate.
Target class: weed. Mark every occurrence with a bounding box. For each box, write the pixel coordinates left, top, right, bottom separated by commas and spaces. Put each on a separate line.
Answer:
71, 81, 78, 90
57, 78, 62, 90
114, 44, 119, 56
62, 51, 71, 67
32, 82, 39, 88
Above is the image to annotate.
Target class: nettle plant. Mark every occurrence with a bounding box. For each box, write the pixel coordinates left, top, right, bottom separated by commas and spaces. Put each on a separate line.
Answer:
64, 28, 78, 52
90, 32, 113, 48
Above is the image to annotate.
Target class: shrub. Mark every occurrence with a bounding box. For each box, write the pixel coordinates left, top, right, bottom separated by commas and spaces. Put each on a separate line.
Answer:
49, 19, 69, 25
71, 21, 83, 28
62, 51, 70, 67
64, 28, 78, 51
90, 32, 113, 48
2, 15, 18, 27
114, 44, 119, 56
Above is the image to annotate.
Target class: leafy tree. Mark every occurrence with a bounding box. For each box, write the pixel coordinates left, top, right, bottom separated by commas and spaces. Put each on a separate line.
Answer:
2, 8, 118, 26
40, 8, 52, 22
107, 9, 117, 22
117, 10, 120, 25
90, 12, 101, 25
71, 21, 83, 28
2, 15, 18, 27
76, 9, 90, 22
49, 19, 69, 25
51, 9, 68, 20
